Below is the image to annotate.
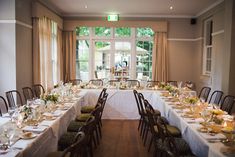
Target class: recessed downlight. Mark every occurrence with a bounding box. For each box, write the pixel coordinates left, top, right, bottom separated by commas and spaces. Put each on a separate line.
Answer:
170, 6, 173, 10
85, 5, 88, 9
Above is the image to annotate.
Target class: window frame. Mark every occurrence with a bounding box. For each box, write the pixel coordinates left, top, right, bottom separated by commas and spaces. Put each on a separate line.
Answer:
76, 27, 153, 81
202, 17, 213, 76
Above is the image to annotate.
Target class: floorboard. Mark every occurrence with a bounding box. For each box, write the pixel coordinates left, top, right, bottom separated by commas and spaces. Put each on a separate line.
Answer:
94, 120, 153, 157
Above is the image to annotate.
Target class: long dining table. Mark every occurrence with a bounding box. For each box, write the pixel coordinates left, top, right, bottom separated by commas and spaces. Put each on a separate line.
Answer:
0, 87, 234, 157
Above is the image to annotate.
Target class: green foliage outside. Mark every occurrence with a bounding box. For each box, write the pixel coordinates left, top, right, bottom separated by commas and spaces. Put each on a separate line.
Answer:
76, 27, 154, 79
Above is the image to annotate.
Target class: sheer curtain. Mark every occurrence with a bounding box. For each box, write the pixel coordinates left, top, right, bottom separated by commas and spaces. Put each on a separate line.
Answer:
152, 32, 168, 82
33, 17, 41, 84
62, 31, 76, 82
57, 27, 63, 82
38, 17, 53, 91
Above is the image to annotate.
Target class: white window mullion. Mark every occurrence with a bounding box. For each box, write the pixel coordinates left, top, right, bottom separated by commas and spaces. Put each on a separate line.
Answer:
89, 27, 94, 80
130, 28, 136, 79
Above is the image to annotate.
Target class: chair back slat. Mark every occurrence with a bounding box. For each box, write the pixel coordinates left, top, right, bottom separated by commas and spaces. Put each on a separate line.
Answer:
208, 90, 223, 105
22, 87, 35, 101
198, 87, 211, 102
89, 79, 103, 86
126, 79, 140, 88
69, 79, 82, 85
32, 84, 45, 98
5, 90, 23, 108
220, 95, 235, 115
0, 96, 8, 116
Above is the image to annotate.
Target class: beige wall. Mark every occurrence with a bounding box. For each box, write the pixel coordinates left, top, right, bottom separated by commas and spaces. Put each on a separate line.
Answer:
228, 0, 235, 96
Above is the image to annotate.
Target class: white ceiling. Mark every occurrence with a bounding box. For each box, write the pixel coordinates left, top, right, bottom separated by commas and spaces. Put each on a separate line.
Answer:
40, 0, 224, 18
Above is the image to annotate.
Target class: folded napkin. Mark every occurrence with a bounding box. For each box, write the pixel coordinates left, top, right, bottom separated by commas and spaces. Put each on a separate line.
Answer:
0, 117, 10, 126
22, 125, 47, 133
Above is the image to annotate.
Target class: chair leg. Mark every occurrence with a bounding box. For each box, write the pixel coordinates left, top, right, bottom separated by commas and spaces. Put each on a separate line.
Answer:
140, 119, 144, 136
98, 124, 102, 138
143, 125, 149, 146
95, 128, 100, 145
148, 135, 153, 152
138, 117, 142, 130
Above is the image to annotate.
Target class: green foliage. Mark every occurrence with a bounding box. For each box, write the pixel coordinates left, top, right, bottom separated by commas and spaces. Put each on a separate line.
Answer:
76, 27, 89, 36
95, 27, 111, 36
115, 27, 131, 37
137, 28, 154, 37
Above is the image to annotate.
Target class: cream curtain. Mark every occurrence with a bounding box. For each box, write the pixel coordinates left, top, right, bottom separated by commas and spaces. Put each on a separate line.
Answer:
33, 17, 41, 84
152, 32, 168, 82
62, 31, 76, 82
57, 27, 63, 82
38, 17, 53, 91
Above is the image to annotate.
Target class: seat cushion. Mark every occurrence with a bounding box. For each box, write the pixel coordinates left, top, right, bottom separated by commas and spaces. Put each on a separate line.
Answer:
67, 120, 85, 132
81, 105, 95, 113
166, 125, 181, 137
76, 113, 92, 122
58, 132, 77, 151
153, 125, 181, 137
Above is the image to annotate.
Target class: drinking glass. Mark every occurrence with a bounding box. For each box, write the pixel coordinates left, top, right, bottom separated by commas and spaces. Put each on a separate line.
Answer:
8, 106, 16, 122
3, 126, 15, 147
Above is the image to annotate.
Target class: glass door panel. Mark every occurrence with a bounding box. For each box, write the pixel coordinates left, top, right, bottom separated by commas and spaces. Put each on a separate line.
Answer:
114, 42, 131, 80
94, 41, 111, 79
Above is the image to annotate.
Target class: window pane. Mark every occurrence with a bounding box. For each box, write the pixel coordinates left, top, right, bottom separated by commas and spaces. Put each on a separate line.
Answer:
114, 42, 131, 79
76, 27, 89, 36
115, 27, 131, 37
94, 41, 111, 79
137, 28, 154, 38
76, 40, 89, 81
136, 41, 152, 79
95, 27, 111, 37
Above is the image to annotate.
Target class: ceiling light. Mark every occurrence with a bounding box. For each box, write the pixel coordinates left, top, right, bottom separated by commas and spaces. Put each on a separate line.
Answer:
85, 5, 88, 9
170, 6, 173, 10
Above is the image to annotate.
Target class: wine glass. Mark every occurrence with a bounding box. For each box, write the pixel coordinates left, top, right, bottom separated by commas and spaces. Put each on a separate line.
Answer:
200, 110, 211, 126
3, 126, 15, 148
8, 106, 16, 122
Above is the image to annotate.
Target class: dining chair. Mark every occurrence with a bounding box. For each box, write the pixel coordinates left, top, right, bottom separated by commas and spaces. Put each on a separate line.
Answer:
69, 79, 82, 85
47, 131, 86, 157
59, 116, 96, 157
220, 95, 235, 115
167, 81, 177, 87
89, 79, 103, 86
5, 90, 24, 108
32, 84, 45, 98
0, 96, 8, 116
144, 99, 181, 152
153, 117, 195, 157
208, 90, 223, 105
126, 79, 140, 88
107, 79, 119, 86
22, 87, 35, 102
184, 81, 195, 90
146, 81, 159, 88
198, 86, 211, 102
133, 90, 143, 131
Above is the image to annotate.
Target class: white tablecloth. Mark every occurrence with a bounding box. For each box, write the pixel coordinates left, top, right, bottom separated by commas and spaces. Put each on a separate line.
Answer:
0, 91, 86, 157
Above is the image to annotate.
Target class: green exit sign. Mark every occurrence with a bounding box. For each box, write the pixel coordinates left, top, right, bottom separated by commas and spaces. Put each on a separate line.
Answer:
107, 14, 119, 21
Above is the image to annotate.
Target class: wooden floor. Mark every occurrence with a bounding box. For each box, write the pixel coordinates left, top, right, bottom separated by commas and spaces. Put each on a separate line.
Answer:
94, 120, 153, 157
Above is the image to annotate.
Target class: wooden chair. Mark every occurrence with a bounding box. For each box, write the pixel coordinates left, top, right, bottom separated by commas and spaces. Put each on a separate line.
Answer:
133, 90, 143, 131
154, 117, 195, 157
198, 86, 211, 102
22, 87, 35, 101
0, 96, 8, 116
32, 84, 45, 98
107, 79, 119, 86
208, 90, 223, 105
5, 90, 23, 108
167, 81, 177, 87
146, 81, 159, 88
89, 79, 103, 86
69, 79, 82, 85
126, 79, 140, 88
184, 81, 195, 90
220, 95, 235, 115
47, 132, 86, 157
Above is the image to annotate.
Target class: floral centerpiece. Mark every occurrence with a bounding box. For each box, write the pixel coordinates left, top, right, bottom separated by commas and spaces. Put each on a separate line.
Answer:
41, 93, 59, 104
184, 97, 199, 105
20, 105, 33, 120
158, 82, 166, 89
